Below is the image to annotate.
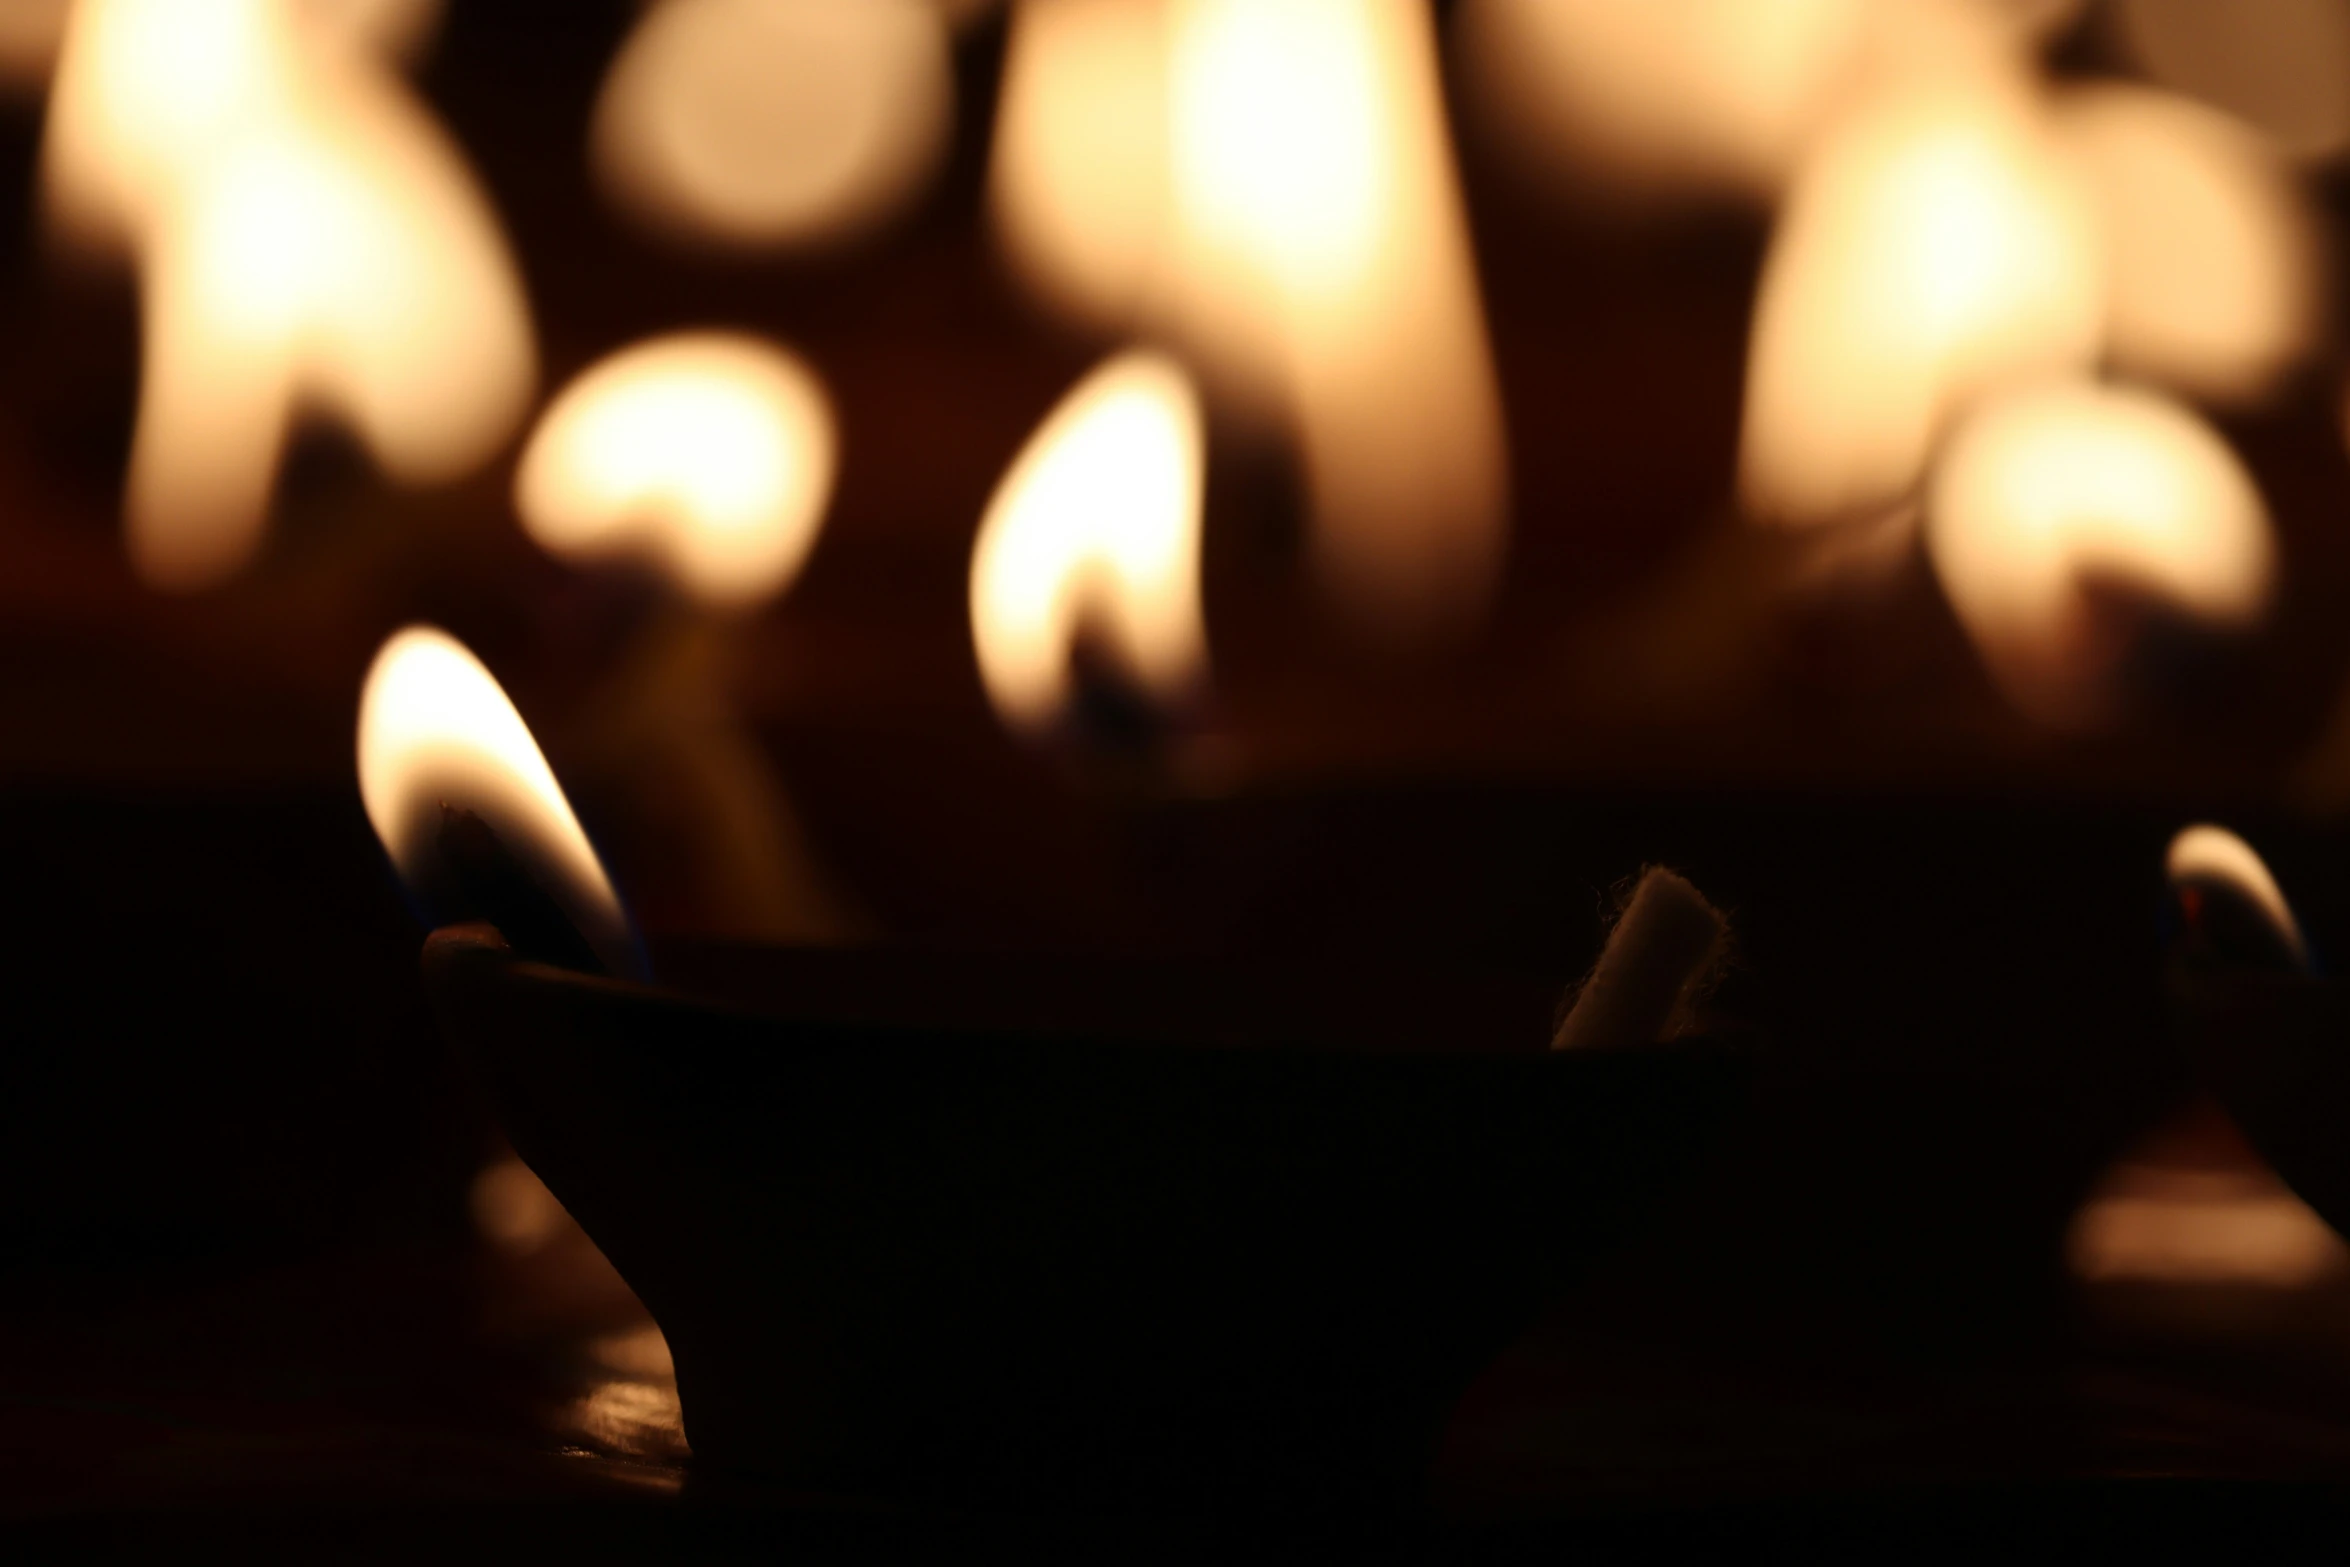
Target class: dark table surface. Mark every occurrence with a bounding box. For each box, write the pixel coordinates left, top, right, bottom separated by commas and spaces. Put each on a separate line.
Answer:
9, 792, 2350, 1558
11, 1136, 2350, 1563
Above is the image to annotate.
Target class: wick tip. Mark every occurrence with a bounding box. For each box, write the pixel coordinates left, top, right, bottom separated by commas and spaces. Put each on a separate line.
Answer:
1553, 866, 1730, 1052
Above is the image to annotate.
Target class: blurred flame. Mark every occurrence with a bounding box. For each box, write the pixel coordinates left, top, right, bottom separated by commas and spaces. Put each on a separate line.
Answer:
1741, 59, 2104, 525
2109, 0, 2350, 163
1924, 379, 2274, 726
2057, 86, 2320, 406
516, 334, 839, 611
2167, 823, 2308, 963
592, 0, 953, 250
1453, 0, 1868, 200
991, 0, 1507, 638
43, 0, 534, 590
356, 626, 637, 975
969, 350, 1206, 733
990, 0, 1172, 330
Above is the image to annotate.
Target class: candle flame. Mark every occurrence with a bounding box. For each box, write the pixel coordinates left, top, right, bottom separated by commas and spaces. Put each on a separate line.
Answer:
2166, 823, 2308, 965
991, 0, 1507, 638
591, 0, 953, 250
1741, 61, 2104, 526
2056, 84, 2322, 407
44, 0, 534, 590
969, 350, 1206, 734
1924, 378, 2274, 726
516, 333, 839, 611
357, 626, 636, 975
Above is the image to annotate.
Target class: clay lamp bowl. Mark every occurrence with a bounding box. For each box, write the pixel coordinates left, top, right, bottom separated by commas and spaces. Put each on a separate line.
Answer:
422, 927, 1749, 1514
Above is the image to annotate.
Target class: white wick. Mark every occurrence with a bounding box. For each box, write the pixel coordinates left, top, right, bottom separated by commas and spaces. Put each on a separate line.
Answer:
1552, 867, 1729, 1051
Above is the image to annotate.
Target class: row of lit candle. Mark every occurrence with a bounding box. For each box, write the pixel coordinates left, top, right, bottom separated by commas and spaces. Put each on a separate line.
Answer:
8, 0, 2343, 739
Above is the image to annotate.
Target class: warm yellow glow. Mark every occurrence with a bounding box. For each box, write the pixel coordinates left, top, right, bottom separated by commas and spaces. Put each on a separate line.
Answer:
989, 0, 1173, 330
2057, 86, 2320, 406
990, 0, 1507, 638
969, 351, 1206, 733
2069, 1171, 2346, 1288
43, 0, 534, 590
2110, 0, 2350, 162
1925, 379, 2274, 726
356, 626, 637, 975
1741, 66, 2105, 526
592, 0, 953, 250
2166, 824, 2308, 963
1169, 0, 1386, 297
1453, 0, 1867, 199
516, 334, 839, 610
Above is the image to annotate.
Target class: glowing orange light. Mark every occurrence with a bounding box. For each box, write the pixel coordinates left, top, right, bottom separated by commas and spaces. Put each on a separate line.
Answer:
592, 0, 953, 250
969, 350, 1207, 733
1741, 65, 2104, 526
2166, 824, 2308, 963
2058, 85, 2321, 406
356, 625, 638, 976
1924, 378, 2274, 726
44, 0, 534, 589
990, 0, 1507, 638
516, 333, 839, 611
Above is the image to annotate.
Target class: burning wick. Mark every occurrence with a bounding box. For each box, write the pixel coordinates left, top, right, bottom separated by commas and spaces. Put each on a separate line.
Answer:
2165, 823, 2309, 974
357, 624, 644, 978
438, 805, 610, 976
1552, 868, 1730, 1051
969, 349, 1209, 742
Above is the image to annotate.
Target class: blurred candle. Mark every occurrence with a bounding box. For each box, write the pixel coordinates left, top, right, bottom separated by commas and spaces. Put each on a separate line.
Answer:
357, 625, 641, 977
1924, 378, 2275, 727
515, 331, 852, 945
42, 0, 534, 590
516, 333, 839, 612
991, 0, 1507, 640
1740, 55, 2104, 526
592, 0, 953, 250
2057, 84, 2321, 406
970, 349, 1207, 736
